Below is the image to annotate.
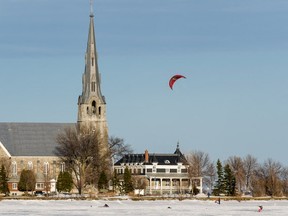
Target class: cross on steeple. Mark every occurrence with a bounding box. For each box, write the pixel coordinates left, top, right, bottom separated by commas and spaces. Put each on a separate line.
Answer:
90, 0, 94, 17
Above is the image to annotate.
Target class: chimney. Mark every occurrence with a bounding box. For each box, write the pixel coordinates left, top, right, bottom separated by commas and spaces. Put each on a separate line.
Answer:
144, 150, 149, 163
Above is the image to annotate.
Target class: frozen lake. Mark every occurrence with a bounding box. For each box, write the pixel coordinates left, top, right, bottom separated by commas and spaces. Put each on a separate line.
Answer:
1, 199, 287, 215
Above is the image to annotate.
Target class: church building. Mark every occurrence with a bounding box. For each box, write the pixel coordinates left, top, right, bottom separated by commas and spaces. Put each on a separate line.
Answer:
0, 6, 108, 195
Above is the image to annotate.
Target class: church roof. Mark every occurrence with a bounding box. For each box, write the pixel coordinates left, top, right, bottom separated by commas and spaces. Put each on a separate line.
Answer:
0, 122, 75, 157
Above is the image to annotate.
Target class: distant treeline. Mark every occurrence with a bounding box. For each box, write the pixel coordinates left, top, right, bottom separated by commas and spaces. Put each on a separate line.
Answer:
186, 152, 288, 197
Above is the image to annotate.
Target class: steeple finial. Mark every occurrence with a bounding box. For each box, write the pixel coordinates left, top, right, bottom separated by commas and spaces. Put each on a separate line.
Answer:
90, 0, 94, 17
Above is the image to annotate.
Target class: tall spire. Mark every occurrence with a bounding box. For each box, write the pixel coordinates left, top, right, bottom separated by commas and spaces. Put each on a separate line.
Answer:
79, 4, 105, 105
78, 2, 108, 133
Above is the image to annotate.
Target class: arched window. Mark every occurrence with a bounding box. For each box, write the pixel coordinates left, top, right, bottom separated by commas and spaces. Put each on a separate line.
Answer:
12, 161, 17, 176
60, 162, 65, 172
27, 161, 33, 170
43, 162, 49, 175
91, 81, 96, 92
98, 106, 101, 116
92, 101, 96, 114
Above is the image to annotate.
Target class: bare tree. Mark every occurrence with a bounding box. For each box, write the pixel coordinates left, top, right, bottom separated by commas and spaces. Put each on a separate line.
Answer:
186, 151, 211, 177
186, 151, 214, 191
251, 166, 266, 197
205, 162, 216, 193
108, 136, 133, 162
242, 154, 258, 192
55, 126, 107, 195
262, 158, 283, 196
226, 156, 245, 194
252, 158, 283, 197
280, 166, 288, 196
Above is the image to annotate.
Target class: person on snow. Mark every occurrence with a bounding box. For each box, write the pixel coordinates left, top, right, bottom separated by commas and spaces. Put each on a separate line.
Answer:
258, 206, 263, 212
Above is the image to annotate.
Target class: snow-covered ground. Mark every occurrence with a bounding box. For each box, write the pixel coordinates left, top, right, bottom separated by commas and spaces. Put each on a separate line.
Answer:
1, 199, 287, 215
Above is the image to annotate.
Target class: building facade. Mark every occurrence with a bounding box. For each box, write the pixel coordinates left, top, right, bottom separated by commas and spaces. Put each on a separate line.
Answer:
114, 145, 203, 195
0, 123, 74, 195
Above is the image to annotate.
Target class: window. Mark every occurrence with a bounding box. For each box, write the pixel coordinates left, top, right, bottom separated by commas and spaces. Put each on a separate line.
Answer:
92, 57, 94, 66
60, 162, 65, 172
27, 161, 33, 170
157, 169, 165, 173
181, 169, 188, 173
53, 161, 56, 177
12, 183, 17, 190
91, 82, 96, 92
20, 160, 24, 169
98, 106, 101, 115
170, 169, 177, 173
36, 183, 44, 190
12, 161, 17, 176
43, 162, 49, 175
37, 160, 40, 173
92, 101, 96, 114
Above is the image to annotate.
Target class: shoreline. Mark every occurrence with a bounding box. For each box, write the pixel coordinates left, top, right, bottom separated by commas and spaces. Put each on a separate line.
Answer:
1, 195, 288, 201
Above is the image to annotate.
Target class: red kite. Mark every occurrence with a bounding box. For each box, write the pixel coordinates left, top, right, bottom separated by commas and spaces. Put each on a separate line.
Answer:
169, 74, 186, 90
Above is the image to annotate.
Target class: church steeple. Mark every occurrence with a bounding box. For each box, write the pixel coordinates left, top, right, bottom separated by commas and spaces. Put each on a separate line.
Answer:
79, 4, 105, 106
77, 2, 108, 140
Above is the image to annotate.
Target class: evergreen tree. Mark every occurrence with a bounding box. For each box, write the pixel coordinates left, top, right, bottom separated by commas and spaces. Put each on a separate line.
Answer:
0, 164, 9, 195
98, 171, 108, 190
112, 170, 120, 193
56, 171, 73, 193
56, 171, 64, 192
223, 164, 236, 196
123, 166, 134, 194
18, 170, 36, 192
213, 159, 225, 195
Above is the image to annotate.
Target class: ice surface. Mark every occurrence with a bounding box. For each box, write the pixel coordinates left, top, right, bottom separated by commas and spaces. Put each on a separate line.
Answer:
0, 199, 287, 216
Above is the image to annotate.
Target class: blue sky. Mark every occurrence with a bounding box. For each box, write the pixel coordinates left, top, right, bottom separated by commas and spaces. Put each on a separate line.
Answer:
1, 0, 288, 165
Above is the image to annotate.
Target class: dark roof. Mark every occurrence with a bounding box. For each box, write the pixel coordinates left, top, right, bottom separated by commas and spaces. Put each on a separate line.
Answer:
0, 122, 75, 156
114, 148, 188, 166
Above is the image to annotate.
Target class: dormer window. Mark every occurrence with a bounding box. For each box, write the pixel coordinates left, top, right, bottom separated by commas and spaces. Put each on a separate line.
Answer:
164, 160, 170, 164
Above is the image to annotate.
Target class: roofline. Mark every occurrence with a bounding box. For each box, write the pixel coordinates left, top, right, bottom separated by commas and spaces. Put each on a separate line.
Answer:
10, 156, 60, 159
0, 141, 11, 158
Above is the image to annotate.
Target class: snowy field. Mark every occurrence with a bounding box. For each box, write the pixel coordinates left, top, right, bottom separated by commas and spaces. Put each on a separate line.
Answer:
1, 199, 288, 216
